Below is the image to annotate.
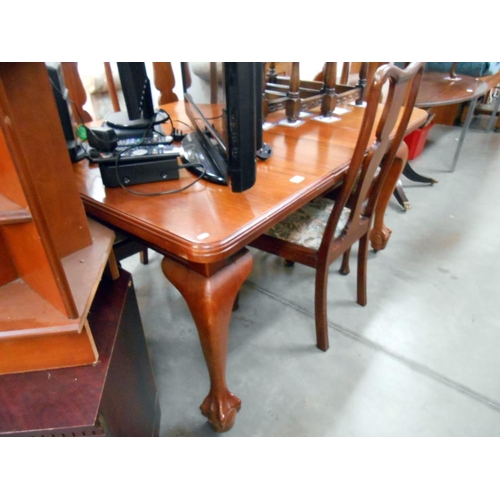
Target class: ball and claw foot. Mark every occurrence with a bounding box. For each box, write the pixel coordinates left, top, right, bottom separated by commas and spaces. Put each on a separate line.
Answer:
200, 390, 242, 432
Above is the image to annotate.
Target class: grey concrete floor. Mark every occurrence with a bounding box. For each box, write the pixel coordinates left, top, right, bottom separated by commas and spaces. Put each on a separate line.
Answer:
121, 116, 500, 436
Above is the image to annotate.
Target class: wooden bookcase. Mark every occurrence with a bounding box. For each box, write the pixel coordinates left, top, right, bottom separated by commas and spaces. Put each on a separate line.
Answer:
0, 62, 114, 375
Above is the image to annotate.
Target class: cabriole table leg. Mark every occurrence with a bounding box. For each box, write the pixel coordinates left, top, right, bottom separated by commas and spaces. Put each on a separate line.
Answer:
161, 250, 253, 432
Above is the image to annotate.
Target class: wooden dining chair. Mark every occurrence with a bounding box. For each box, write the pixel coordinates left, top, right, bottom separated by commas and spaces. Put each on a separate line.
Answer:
250, 62, 424, 352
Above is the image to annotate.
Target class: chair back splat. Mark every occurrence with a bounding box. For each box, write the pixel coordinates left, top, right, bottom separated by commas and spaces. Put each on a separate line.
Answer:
326, 63, 424, 257
250, 62, 424, 352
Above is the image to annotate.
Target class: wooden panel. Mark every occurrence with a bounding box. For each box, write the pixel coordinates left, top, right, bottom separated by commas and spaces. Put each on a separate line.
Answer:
1, 222, 71, 315
0, 278, 80, 338
99, 276, 160, 436
1, 116, 73, 315
0, 62, 92, 259
61, 218, 115, 322
0, 319, 97, 375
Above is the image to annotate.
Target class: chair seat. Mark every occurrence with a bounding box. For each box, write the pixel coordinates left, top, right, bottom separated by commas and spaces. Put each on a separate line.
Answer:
265, 197, 351, 250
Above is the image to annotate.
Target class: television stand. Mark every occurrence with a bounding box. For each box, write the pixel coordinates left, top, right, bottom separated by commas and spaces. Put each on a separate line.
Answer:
181, 132, 227, 185
257, 142, 272, 160
105, 111, 165, 139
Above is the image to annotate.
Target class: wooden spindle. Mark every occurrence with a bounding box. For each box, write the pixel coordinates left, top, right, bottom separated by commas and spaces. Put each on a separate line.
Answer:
340, 62, 350, 85
286, 62, 301, 122
152, 63, 178, 105
104, 62, 120, 113
321, 62, 338, 116
267, 62, 277, 83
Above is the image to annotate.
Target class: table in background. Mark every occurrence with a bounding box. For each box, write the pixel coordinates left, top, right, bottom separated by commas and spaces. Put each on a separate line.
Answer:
416, 72, 489, 172
73, 101, 426, 432
0, 271, 160, 437
393, 72, 489, 210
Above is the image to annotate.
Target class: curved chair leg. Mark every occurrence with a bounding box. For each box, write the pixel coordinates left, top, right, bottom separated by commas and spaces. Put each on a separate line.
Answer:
339, 247, 351, 275
357, 233, 369, 306
314, 263, 330, 352
370, 142, 409, 251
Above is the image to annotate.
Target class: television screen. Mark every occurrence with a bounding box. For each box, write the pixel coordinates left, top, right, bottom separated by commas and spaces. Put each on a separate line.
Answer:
181, 62, 265, 193
182, 62, 227, 147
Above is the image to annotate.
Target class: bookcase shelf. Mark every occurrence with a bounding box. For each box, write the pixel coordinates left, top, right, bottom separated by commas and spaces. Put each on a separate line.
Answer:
0, 194, 32, 225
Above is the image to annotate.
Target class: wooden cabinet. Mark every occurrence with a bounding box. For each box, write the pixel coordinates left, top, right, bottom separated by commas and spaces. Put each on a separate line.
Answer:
0, 271, 160, 437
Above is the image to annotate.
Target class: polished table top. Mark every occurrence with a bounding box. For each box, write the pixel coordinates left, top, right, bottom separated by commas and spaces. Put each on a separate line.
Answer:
73, 101, 427, 265
416, 71, 489, 108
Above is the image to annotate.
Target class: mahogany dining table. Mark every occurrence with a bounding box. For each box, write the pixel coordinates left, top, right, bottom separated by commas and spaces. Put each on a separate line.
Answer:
72, 100, 427, 432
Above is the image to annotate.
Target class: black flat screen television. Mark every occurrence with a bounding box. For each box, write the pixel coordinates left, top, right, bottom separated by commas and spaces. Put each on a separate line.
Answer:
181, 62, 270, 193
